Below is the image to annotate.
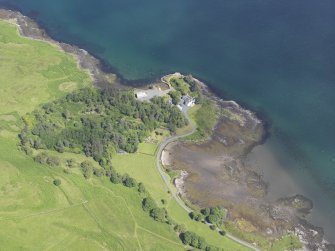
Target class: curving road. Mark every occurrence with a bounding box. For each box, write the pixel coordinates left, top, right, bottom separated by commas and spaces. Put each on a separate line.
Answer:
155, 108, 261, 251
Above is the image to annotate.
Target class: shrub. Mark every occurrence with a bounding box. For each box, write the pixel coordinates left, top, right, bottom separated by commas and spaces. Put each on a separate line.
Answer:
53, 179, 61, 186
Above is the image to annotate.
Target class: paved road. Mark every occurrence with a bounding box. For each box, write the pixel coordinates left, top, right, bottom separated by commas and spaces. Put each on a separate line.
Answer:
155, 108, 261, 251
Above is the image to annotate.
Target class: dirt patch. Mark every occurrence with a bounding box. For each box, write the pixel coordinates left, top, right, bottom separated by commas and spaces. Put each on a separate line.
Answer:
59, 82, 78, 92
0, 114, 16, 122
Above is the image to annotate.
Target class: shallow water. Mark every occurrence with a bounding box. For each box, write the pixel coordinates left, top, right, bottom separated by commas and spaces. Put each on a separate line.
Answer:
1, 0, 335, 240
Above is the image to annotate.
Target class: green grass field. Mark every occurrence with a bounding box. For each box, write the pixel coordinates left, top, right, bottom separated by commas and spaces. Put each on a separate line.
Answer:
0, 20, 185, 250
114, 143, 250, 251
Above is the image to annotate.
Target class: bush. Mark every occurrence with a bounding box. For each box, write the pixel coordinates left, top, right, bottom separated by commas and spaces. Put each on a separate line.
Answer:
210, 225, 216, 230
53, 179, 61, 186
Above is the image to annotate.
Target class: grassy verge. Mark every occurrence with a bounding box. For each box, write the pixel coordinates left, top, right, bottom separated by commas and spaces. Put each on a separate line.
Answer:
184, 99, 218, 142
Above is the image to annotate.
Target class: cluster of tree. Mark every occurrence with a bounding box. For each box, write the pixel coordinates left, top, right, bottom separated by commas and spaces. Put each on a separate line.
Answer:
189, 211, 205, 222
19, 87, 188, 166
34, 152, 60, 167
200, 206, 226, 225
109, 169, 138, 187
142, 197, 167, 223
169, 75, 203, 105
180, 231, 223, 251
189, 207, 226, 229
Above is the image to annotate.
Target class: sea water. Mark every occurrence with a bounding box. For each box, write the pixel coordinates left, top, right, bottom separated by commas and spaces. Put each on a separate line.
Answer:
1, 0, 334, 240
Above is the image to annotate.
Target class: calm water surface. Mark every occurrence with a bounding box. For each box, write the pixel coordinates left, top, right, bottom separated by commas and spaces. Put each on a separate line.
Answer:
1, 0, 334, 239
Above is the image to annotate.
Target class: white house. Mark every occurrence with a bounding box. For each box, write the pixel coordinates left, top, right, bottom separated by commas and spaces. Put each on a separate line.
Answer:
135, 91, 147, 99
181, 95, 195, 107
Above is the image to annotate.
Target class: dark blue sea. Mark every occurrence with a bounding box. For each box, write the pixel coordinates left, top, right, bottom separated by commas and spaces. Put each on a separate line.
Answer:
1, 0, 334, 240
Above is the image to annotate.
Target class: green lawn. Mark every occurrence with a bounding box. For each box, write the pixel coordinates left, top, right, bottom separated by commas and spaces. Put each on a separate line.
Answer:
0, 20, 184, 251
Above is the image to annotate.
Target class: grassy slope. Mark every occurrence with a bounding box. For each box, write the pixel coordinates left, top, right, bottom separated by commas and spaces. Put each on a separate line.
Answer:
114, 143, 250, 251
0, 20, 183, 251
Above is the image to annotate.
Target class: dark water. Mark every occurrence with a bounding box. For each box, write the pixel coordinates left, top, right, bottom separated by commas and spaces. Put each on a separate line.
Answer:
1, 0, 335, 239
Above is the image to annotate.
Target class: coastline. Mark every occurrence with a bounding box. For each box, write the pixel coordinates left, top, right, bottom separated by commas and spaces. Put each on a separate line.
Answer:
0, 8, 333, 250
164, 73, 334, 250
0, 9, 121, 88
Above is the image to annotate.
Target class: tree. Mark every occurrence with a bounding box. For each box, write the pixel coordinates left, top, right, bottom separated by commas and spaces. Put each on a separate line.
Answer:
150, 208, 166, 222
180, 231, 193, 245
81, 161, 93, 179
53, 179, 61, 186
174, 224, 186, 233
142, 197, 156, 212
206, 214, 220, 224
138, 182, 146, 193
180, 231, 208, 250
168, 90, 182, 105
201, 208, 211, 216
66, 158, 76, 168
62, 110, 71, 119
123, 176, 137, 188
110, 170, 122, 184
93, 167, 105, 177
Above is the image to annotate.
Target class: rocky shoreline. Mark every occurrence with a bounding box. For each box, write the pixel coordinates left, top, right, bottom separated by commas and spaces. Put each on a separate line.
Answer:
1, 8, 333, 251
0, 9, 120, 87
165, 75, 334, 250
